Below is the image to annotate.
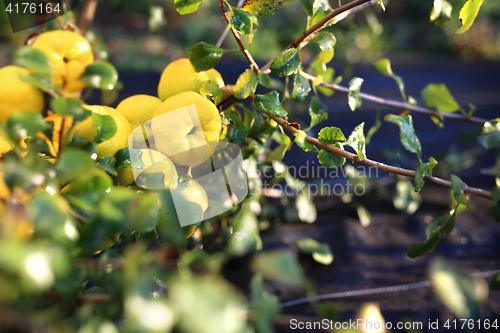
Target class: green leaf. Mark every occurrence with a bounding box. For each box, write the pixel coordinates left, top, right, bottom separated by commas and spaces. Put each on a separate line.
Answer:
253, 91, 287, 117
394, 178, 422, 215
174, 0, 207, 15
225, 113, 249, 145
309, 31, 336, 53
269, 132, 291, 161
258, 72, 271, 88
18, 72, 53, 92
56, 149, 96, 182
7, 112, 50, 141
344, 122, 366, 160
414, 157, 438, 191
308, 94, 328, 129
384, 114, 422, 163
294, 130, 318, 153
318, 144, 346, 168
251, 250, 304, 287
421, 83, 460, 113
115, 147, 132, 169
291, 72, 311, 102
50, 97, 91, 123
451, 175, 470, 207
407, 210, 456, 258
295, 192, 317, 223
456, 0, 484, 34
242, 0, 283, 17
188, 42, 227, 72
348, 77, 364, 111
13, 47, 51, 72
92, 113, 117, 144
295, 238, 333, 265
475, 118, 500, 150
374, 58, 406, 101
249, 274, 280, 333
97, 156, 117, 176
430, 0, 453, 26
149, 5, 166, 33
80, 61, 118, 90
228, 5, 254, 37
318, 126, 345, 145
232, 69, 258, 99
228, 207, 262, 256
200, 81, 223, 105
270, 48, 301, 77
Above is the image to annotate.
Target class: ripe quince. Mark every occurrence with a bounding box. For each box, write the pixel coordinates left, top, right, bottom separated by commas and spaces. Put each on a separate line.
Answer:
116, 94, 163, 131
0, 65, 44, 123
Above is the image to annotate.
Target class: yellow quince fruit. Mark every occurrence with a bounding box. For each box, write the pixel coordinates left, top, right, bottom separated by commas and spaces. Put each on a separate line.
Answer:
151, 91, 222, 166
71, 105, 131, 158
116, 94, 163, 131
158, 58, 224, 101
0, 65, 44, 123
175, 178, 208, 213
32, 30, 94, 93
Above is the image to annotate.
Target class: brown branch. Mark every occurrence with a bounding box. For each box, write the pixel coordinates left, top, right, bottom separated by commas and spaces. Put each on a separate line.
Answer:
78, 0, 99, 35
264, 112, 493, 200
220, 0, 259, 72
300, 72, 487, 125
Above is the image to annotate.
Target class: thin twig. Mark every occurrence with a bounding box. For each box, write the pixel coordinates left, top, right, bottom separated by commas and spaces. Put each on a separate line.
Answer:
220, 0, 260, 71
300, 71, 488, 125
78, 0, 99, 35
264, 112, 492, 200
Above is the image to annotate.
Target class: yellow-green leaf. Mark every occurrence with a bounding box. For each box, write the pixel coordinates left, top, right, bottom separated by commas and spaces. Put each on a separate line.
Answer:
457, 0, 484, 34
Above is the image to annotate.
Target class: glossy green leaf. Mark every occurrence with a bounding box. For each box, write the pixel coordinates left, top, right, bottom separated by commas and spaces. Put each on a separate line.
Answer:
475, 118, 500, 150
291, 72, 311, 102
96, 156, 117, 176
50, 97, 91, 123
385, 114, 422, 163
228, 207, 262, 256
13, 47, 51, 72
309, 31, 336, 53
200, 81, 223, 105
233, 69, 259, 99
451, 175, 470, 207
56, 149, 96, 182
407, 209, 456, 258
295, 192, 317, 223
295, 238, 333, 264
251, 250, 304, 287
344, 122, 366, 160
421, 83, 460, 113
456, 0, 484, 34
115, 147, 132, 169
318, 126, 345, 145
225, 113, 249, 145
311, 0, 332, 26
430, 0, 452, 26
394, 178, 422, 215
414, 157, 438, 191
80, 61, 118, 90
253, 91, 287, 117
294, 130, 318, 153
318, 143, 346, 169
228, 5, 253, 36
242, 0, 283, 17
92, 113, 117, 144
188, 42, 227, 72
7, 112, 49, 141
258, 72, 271, 88
270, 48, 301, 77
374, 58, 406, 100
174, 0, 207, 15
308, 94, 328, 129
348, 77, 364, 111
149, 5, 166, 33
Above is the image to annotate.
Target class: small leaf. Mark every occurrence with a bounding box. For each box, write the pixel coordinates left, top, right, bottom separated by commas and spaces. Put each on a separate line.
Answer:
18, 72, 53, 92
228, 5, 254, 37
385, 114, 422, 163
348, 77, 364, 111
456, 0, 485, 34
233, 69, 259, 99
188, 42, 227, 72
242, 0, 283, 17
200, 81, 223, 105
344, 122, 366, 160
269, 133, 291, 161
309, 31, 336, 53
394, 178, 422, 215
270, 49, 301, 77
414, 157, 438, 191
451, 175, 470, 207
174, 0, 207, 15
308, 94, 328, 128
7, 112, 50, 141
317, 144, 346, 169
407, 210, 456, 258
225, 113, 249, 145
295, 238, 332, 265
97, 156, 117, 176
475, 118, 500, 150
258, 72, 271, 88
228, 207, 262, 256
57, 149, 96, 182
374, 58, 406, 101
295, 193, 317, 223
430, 0, 453, 26
92, 113, 117, 144
115, 148, 132, 169
421, 83, 460, 113
291, 72, 311, 102
251, 250, 304, 287
50, 97, 91, 123
253, 91, 287, 117
294, 130, 318, 153
13, 47, 51, 72
318, 126, 345, 145
80, 61, 118, 90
